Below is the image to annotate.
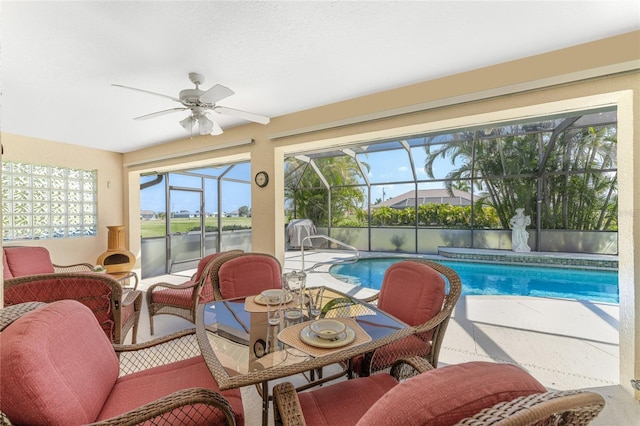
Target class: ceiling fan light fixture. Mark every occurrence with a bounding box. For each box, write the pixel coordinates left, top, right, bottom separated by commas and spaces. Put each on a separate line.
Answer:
197, 114, 214, 135
179, 115, 196, 132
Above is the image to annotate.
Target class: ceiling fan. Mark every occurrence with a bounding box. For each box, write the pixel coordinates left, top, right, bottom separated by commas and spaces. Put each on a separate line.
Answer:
112, 72, 270, 136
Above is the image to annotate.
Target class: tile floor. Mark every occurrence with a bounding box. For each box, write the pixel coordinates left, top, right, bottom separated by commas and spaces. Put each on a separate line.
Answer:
134, 250, 640, 426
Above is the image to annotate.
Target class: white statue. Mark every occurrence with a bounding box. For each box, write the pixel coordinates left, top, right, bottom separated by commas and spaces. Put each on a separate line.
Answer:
509, 208, 531, 252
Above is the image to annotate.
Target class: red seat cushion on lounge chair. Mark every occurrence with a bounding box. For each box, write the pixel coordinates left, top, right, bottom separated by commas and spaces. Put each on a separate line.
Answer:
0, 300, 120, 426
298, 373, 399, 426
98, 355, 245, 425
3, 246, 55, 278
356, 361, 547, 426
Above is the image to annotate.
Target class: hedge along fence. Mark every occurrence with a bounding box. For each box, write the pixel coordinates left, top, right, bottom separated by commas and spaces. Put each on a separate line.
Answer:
335, 204, 502, 228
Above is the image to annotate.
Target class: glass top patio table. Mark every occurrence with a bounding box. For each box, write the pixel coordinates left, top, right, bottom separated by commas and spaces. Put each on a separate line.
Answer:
195, 286, 414, 392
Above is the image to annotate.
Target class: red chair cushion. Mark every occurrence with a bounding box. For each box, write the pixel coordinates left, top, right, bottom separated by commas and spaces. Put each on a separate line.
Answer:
193, 252, 221, 282
98, 356, 244, 425
0, 300, 119, 426
356, 361, 547, 426
218, 255, 281, 299
377, 260, 446, 327
299, 373, 398, 426
3, 246, 55, 277
197, 253, 219, 303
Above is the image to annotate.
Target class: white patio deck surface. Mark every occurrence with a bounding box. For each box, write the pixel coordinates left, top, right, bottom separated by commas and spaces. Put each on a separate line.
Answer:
136, 250, 640, 426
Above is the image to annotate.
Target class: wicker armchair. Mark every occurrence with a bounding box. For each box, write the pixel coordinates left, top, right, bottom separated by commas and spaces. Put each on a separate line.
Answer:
0, 300, 243, 426
3, 272, 142, 344
353, 259, 462, 376
273, 359, 605, 426
146, 250, 243, 334
212, 252, 282, 300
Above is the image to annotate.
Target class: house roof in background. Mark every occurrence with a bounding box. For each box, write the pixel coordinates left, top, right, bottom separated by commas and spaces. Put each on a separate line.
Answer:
2, 1, 639, 153
376, 188, 472, 208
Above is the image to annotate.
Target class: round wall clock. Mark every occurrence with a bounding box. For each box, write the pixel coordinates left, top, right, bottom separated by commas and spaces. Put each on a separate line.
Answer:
255, 171, 269, 187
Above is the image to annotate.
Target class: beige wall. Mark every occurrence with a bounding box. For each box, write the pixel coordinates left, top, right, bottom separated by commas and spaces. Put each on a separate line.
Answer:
2, 31, 639, 396
1, 133, 125, 265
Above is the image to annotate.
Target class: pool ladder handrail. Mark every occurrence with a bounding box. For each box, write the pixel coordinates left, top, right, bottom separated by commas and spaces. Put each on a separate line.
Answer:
300, 235, 359, 272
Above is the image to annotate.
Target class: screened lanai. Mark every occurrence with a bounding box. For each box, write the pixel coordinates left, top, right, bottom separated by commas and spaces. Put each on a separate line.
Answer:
284, 108, 618, 255
140, 163, 253, 277
138, 108, 617, 278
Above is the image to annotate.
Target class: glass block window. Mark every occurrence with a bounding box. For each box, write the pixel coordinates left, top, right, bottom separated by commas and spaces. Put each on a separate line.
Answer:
2, 161, 97, 240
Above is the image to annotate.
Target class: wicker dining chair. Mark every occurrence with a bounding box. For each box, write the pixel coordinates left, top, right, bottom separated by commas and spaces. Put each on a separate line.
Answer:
0, 300, 243, 426
146, 250, 243, 334
352, 259, 462, 376
211, 252, 282, 300
273, 359, 605, 426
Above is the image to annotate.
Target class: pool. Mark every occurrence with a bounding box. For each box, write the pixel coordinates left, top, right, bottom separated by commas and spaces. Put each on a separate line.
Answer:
330, 258, 619, 303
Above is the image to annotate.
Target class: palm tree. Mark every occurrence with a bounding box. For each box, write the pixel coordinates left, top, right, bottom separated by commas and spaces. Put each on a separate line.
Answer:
285, 155, 366, 226
423, 120, 617, 231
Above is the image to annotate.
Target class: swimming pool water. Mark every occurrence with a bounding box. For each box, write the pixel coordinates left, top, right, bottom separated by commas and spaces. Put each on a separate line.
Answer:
330, 258, 619, 303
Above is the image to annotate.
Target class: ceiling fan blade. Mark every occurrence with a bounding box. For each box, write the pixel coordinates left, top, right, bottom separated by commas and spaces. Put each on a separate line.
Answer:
112, 84, 181, 103
134, 107, 188, 120
210, 118, 223, 135
214, 106, 270, 125
199, 84, 235, 104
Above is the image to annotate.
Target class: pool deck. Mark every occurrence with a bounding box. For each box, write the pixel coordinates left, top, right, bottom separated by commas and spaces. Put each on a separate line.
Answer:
138, 249, 639, 425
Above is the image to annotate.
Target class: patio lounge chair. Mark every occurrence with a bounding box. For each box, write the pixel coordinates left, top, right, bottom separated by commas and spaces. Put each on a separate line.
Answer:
273, 359, 605, 426
353, 259, 462, 376
0, 300, 244, 425
3, 272, 142, 344
146, 250, 243, 334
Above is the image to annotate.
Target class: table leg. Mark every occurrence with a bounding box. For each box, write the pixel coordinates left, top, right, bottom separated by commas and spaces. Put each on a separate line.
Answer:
261, 380, 269, 426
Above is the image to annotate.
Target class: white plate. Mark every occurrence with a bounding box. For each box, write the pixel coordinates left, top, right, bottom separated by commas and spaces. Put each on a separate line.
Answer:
254, 292, 293, 305
300, 325, 356, 348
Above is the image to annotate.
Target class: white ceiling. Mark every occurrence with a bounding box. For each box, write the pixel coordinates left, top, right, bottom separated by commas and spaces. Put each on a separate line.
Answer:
2, 1, 639, 153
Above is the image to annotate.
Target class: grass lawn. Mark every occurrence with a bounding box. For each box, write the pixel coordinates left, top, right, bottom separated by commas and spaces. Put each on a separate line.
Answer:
141, 217, 252, 238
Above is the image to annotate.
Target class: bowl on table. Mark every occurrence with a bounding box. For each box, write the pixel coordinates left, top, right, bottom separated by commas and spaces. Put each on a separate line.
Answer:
310, 319, 346, 340
261, 289, 288, 303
